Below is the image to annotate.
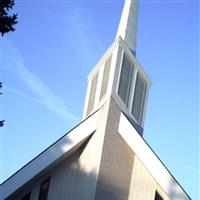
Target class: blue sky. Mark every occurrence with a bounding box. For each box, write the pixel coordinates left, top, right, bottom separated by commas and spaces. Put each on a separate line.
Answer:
0, 0, 199, 199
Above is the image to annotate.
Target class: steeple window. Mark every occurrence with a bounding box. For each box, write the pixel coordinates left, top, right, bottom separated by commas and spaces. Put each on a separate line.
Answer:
39, 177, 51, 200
86, 72, 99, 116
100, 55, 112, 101
131, 72, 146, 124
118, 53, 133, 106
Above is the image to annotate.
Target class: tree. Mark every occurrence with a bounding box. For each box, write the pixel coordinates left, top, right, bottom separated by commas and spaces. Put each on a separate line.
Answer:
0, 120, 4, 127
0, 82, 4, 127
0, 1, 17, 126
0, 0, 17, 36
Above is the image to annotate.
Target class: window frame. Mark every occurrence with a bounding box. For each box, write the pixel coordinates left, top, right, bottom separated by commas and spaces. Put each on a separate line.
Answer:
117, 52, 134, 107
38, 177, 51, 200
130, 71, 147, 124
99, 55, 112, 101
86, 72, 99, 116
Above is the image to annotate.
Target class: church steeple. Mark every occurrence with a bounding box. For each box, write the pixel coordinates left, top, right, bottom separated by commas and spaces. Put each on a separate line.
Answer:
116, 0, 138, 56
83, 0, 151, 136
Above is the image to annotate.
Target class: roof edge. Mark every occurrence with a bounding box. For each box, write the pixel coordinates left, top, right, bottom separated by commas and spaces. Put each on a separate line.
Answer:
118, 112, 191, 200
0, 110, 99, 199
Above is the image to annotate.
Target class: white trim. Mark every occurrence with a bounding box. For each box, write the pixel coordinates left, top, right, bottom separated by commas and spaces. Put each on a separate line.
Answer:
119, 38, 152, 86
130, 71, 147, 125
128, 67, 137, 117
118, 113, 191, 200
106, 44, 119, 98
92, 71, 100, 113
114, 48, 125, 104
84, 72, 99, 118
98, 61, 107, 101
141, 84, 150, 127
82, 78, 92, 119
112, 44, 150, 129
87, 37, 152, 87
0, 111, 99, 199
83, 41, 120, 119
116, 0, 138, 53
117, 51, 134, 107
83, 36, 152, 128
114, 48, 124, 103
87, 37, 121, 80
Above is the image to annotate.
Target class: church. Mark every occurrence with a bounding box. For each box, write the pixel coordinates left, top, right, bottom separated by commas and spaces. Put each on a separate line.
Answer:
0, 0, 191, 200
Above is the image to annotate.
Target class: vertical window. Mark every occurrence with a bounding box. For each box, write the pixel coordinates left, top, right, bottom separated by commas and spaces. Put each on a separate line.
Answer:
154, 191, 164, 200
131, 72, 146, 124
39, 177, 51, 200
99, 55, 112, 100
118, 53, 133, 105
86, 72, 99, 116
21, 192, 31, 200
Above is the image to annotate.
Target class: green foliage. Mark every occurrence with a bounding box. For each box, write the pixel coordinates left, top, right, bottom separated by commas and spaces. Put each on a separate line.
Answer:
0, 82, 4, 127
0, 0, 17, 36
0, 120, 4, 127
0, 82, 2, 95
0, 0, 18, 126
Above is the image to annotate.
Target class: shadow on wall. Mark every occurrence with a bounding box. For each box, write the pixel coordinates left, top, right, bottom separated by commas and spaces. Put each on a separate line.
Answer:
48, 140, 121, 200
6, 139, 120, 200
66, 164, 120, 200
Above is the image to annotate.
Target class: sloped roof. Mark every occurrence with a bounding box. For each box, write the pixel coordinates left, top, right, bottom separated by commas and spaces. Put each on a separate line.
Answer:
0, 109, 191, 200
118, 112, 191, 200
0, 110, 99, 199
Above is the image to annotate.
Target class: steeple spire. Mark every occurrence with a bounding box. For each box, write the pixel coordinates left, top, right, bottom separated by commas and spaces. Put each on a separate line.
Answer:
116, 0, 138, 56
83, 0, 151, 135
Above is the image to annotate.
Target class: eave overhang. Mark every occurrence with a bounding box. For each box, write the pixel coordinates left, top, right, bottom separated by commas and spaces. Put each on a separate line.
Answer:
0, 110, 99, 199
118, 112, 191, 200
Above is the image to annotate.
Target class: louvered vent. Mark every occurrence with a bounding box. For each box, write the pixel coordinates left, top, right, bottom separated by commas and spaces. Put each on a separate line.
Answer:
118, 53, 133, 105
131, 72, 146, 124
99, 55, 112, 100
86, 73, 98, 116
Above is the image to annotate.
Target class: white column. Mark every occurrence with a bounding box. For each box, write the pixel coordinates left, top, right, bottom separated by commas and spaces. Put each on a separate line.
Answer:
116, 0, 138, 55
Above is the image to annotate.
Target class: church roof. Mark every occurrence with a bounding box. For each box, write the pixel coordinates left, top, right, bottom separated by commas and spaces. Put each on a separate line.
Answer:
0, 110, 99, 199
118, 112, 191, 200
0, 108, 191, 200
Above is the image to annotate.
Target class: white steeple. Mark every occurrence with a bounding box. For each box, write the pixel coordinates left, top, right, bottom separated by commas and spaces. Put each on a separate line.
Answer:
116, 0, 138, 55
83, 0, 151, 136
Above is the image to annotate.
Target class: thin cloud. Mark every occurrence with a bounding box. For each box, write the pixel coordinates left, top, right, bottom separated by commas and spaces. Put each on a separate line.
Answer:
5, 40, 78, 124
63, 7, 104, 66
7, 87, 43, 105
161, 154, 199, 174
